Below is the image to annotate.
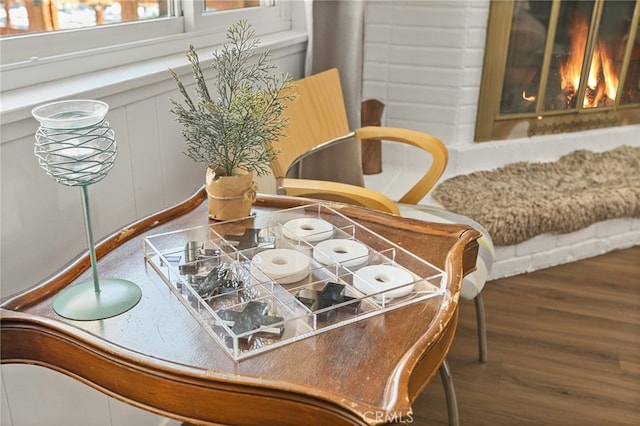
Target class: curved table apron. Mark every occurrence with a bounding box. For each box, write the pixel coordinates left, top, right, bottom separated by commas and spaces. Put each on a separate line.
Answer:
1, 188, 480, 426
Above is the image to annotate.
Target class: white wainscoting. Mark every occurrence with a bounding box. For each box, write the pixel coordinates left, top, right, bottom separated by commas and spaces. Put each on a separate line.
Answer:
0, 34, 306, 426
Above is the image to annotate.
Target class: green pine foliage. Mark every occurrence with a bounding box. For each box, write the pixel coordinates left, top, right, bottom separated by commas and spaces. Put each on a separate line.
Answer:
169, 19, 296, 177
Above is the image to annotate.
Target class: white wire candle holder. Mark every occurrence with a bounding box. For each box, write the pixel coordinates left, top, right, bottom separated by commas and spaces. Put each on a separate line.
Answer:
32, 100, 142, 321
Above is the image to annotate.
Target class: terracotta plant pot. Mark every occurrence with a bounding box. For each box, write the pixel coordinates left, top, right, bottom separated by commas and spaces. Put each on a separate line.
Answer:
205, 167, 257, 221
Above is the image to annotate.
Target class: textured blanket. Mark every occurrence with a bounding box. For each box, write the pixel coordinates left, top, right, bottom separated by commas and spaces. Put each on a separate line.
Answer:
431, 146, 640, 246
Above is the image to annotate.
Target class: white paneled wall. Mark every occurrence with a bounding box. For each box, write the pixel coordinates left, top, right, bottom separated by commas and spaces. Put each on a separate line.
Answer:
0, 35, 305, 426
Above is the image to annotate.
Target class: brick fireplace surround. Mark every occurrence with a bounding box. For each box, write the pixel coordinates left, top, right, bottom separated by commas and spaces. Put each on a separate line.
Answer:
361, 0, 640, 280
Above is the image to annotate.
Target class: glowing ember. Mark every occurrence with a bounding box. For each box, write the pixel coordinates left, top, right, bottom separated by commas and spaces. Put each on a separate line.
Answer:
522, 90, 536, 102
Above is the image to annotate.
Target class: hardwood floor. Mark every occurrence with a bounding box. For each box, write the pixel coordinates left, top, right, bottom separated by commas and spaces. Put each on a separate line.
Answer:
414, 246, 640, 426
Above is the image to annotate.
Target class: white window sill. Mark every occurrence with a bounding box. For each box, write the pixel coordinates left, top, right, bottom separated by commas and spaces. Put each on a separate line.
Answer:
0, 30, 307, 128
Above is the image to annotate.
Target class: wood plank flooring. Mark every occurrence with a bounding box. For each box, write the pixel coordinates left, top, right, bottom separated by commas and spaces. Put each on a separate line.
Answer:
413, 246, 640, 426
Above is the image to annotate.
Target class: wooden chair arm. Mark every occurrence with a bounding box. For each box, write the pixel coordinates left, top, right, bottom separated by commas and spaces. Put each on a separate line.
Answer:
277, 177, 401, 215
354, 126, 448, 205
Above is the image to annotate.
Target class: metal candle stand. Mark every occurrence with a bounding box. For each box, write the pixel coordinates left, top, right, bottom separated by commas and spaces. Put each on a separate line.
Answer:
32, 99, 142, 321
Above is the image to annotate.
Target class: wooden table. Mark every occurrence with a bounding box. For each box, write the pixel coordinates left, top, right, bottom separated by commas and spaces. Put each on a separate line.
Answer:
1, 189, 480, 426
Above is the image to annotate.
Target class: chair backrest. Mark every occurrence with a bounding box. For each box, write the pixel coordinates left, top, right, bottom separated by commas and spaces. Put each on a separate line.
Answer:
270, 68, 351, 179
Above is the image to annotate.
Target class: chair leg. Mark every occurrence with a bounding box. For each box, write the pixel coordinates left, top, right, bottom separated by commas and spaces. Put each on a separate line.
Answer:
474, 292, 488, 363
439, 359, 460, 426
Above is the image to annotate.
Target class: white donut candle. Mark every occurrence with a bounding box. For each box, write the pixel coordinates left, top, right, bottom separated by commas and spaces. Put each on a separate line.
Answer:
313, 239, 369, 267
353, 265, 415, 299
251, 249, 310, 284
282, 218, 333, 242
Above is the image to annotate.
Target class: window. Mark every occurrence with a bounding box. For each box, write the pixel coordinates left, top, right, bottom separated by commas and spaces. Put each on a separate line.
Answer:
0, 1, 270, 36
0, 1, 172, 36
0, 0, 290, 92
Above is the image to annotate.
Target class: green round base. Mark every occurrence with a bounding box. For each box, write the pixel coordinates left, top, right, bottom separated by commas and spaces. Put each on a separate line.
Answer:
52, 278, 142, 321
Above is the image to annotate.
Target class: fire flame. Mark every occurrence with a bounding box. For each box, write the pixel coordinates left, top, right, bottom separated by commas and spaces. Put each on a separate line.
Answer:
559, 12, 618, 108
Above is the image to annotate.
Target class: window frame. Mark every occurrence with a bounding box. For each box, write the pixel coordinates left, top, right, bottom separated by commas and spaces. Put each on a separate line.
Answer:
0, 0, 292, 92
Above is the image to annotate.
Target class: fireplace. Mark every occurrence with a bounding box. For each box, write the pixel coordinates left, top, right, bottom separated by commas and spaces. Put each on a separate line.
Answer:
475, 0, 640, 141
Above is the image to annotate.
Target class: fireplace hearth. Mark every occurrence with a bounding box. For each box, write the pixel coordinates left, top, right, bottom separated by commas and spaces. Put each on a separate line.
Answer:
476, 0, 640, 141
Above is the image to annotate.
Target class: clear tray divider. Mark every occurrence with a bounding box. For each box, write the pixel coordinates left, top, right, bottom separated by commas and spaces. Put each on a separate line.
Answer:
143, 203, 447, 361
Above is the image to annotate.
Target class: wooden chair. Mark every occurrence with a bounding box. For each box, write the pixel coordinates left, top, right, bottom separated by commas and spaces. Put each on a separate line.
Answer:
271, 68, 494, 364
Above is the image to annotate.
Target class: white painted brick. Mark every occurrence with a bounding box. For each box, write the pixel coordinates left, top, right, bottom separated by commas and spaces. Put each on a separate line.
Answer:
404, 145, 434, 168
520, 140, 562, 162
569, 238, 610, 260
456, 105, 478, 126
364, 43, 390, 63
594, 218, 637, 237
389, 65, 462, 87
485, 222, 639, 279
370, 169, 405, 198
462, 67, 483, 87
365, 25, 392, 43
459, 116, 477, 131
529, 246, 575, 271
395, 0, 457, 8
452, 143, 505, 174
440, 149, 460, 179
466, 3, 491, 26
390, 46, 462, 68
363, 62, 389, 82
386, 175, 422, 200
547, 245, 591, 270
380, 140, 405, 165
392, 5, 467, 28
459, 86, 480, 105
387, 103, 456, 124
391, 27, 466, 49
490, 255, 533, 279
606, 229, 640, 248
493, 245, 516, 262
515, 234, 558, 256
455, 124, 475, 143
555, 225, 597, 247
465, 28, 488, 49
366, 3, 393, 24
388, 84, 457, 106
385, 118, 455, 141
362, 82, 388, 101
463, 47, 485, 67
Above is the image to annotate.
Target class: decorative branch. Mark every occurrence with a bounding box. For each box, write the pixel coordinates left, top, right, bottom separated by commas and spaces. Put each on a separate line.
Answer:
169, 19, 297, 177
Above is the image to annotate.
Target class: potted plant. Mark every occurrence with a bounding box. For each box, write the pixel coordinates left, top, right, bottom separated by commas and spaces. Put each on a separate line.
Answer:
169, 19, 296, 220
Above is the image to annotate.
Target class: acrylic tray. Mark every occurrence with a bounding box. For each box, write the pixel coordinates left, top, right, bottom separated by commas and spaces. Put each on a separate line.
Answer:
143, 203, 447, 361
